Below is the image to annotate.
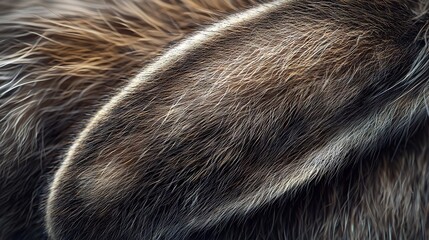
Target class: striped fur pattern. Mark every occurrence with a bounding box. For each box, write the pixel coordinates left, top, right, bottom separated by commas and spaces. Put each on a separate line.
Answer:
1, 0, 429, 239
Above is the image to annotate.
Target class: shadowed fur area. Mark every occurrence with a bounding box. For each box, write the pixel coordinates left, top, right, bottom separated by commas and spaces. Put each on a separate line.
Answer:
1, 0, 429, 239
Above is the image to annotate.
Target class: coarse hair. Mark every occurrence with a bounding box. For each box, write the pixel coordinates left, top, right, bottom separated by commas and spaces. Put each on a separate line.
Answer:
1, 0, 429, 239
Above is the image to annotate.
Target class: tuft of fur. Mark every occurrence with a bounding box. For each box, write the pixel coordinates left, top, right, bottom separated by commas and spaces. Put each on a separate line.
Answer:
1, 0, 429, 239
0, 1, 260, 239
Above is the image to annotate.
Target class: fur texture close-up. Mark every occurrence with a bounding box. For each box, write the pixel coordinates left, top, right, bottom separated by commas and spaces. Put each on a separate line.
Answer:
1, 0, 429, 239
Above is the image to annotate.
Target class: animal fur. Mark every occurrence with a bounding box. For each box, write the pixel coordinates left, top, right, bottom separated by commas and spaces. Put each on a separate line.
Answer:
1, 0, 429, 239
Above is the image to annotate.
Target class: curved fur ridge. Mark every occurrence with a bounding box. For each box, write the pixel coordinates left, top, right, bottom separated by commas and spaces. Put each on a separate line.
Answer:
43, 0, 429, 239
0, 0, 259, 239
1, 0, 429, 239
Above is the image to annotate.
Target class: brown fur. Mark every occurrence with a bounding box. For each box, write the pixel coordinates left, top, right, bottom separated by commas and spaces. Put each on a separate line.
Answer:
1, 0, 429, 239
0, 1, 260, 238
